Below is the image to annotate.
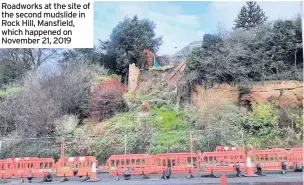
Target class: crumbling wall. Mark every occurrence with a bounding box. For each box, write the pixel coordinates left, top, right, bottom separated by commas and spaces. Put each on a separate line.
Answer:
192, 81, 303, 108
128, 64, 140, 93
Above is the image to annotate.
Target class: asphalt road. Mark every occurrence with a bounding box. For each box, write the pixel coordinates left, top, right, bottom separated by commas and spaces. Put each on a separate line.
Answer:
2, 171, 303, 185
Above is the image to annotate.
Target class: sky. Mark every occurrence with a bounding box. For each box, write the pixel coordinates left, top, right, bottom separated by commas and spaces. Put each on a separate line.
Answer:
94, 1, 301, 55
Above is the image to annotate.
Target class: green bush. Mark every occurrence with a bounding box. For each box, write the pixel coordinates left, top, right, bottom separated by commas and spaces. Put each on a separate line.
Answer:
88, 110, 154, 162
95, 76, 108, 83
148, 99, 177, 110
148, 107, 191, 153
109, 74, 118, 78
238, 85, 251, 104
152, 108, 186, 131
243, 102, 280, 147
194, 103, 244, 151
95, 74, 119, 83
295, 113, 304, 140
149, 131, 189, 154
0, 86, 21, 98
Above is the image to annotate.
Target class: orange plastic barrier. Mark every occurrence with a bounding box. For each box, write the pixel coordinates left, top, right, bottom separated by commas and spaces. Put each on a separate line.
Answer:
13, 158, 55, 178
201, 152, 246, 176
288, 148, 304, 169
247, 148, 289, 173
215, 146, 244, 152
153, 153, 199, 175
214, 147, 245, 163
106, 154, 154, 176
0, 159, 13, 179
7, 157, 39, 162
56, 156, 97, 177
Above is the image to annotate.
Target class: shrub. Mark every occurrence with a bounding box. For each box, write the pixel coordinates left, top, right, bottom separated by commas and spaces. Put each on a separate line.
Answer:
95, 74, 119, 83
152, 108, 185, 132
88, 110, 154, 162
149, 131, 189, 154
90, 78, 127, 121
195, 103, 244, 151
148, 99, 177, 110
243, 102, 280, 147
148, 107, 190, 154
295, 113, 304, 140
0, 86, 21, 98
238, 85, 251, 105
0, 63, 93, 137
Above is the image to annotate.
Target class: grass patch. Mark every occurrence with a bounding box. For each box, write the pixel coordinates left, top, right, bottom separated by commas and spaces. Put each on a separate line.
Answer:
0, 87, 21, 97
95, 74, 119, 83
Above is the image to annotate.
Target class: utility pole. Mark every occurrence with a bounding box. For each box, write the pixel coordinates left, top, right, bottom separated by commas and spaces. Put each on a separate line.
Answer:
60, 140, 64, 158
124, 134, 127, 155
190, 131, 193, 165
241, 128, 245, 150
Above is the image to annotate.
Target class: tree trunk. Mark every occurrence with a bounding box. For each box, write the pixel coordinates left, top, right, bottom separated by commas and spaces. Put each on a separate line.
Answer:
276, 64, 279, 76
141, 59, 145, 69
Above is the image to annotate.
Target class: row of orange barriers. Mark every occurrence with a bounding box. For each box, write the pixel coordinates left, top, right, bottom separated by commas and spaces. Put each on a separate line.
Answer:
0, 156, 99, 182
103, 147, 303, 179
0, 158, 55, 179
0, 147, 302, 181
199, 147, 303, 177
105, 153, 199, 178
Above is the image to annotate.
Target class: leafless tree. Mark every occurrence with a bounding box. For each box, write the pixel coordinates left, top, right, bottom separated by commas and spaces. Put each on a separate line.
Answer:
0, 61, 107, 137
0, 48, 59, 70
216, 22, 230, 39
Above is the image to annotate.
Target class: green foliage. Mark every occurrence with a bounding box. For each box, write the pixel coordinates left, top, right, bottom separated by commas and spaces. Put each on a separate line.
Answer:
152, 108, 185, 132
243, 102, 280, 147
100, 15, 163, 75
238, 85, 251, 96
186, 33, 247, 85
0, 139, 61, 160
107, 111, 139, 134
88, 110, 154, 162
0, 59, 29, 88
60, 47, 101, 65
234, 1, 268, 30
0, 86, 21, 98
149, 107, 191, 154
264, 18, 303, 79
194, 103, 244, 151
238, 85, 251, 104
95, 76, 108, 83
123, 92, 149, 110
149, 131, 189, 154
149, 99, 176, 109
186, 16, 302, 86
295, 113, 304, 140
109, 74, 118, 78
94, 74, 119, 83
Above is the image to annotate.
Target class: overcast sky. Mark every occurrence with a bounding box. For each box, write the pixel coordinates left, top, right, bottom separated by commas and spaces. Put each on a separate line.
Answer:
94, 1, 301, 55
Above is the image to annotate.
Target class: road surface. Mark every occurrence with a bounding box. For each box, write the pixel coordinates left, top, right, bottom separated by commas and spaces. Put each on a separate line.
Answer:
1, 171, 303, 185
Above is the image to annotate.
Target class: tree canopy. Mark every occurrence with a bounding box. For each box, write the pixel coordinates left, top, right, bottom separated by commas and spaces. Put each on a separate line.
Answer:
234, 1, 268, 30
186, 16, 302, 87
100, 15, 163, 75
